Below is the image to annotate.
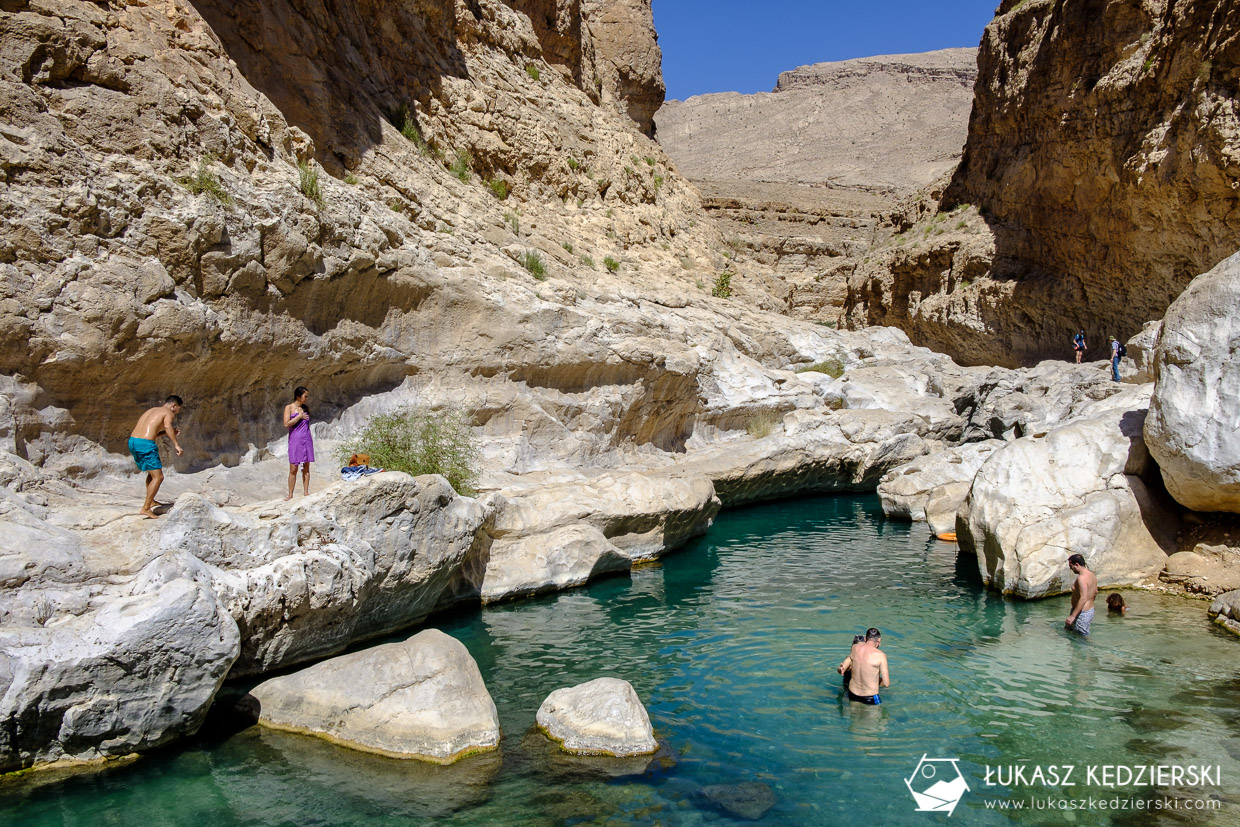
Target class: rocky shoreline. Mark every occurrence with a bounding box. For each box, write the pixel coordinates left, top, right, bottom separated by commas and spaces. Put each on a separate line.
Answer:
6, 246, 1240, 772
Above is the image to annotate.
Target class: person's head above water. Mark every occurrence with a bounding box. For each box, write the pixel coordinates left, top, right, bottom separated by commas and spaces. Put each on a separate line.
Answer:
865, 627, 881, 642
853, 634, 865, 644
1106, 593, 1127, 613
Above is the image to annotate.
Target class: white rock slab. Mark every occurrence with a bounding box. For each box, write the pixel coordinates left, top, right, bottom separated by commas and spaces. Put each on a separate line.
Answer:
536, 677, 657, 757
250, 629, 499, 764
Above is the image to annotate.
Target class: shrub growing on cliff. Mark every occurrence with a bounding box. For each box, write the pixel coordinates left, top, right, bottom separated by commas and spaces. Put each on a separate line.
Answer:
603, 256, 620, 272
526, 64, 540, 82
179, 155, 232, 205
711, 271, 733, 298
796, 358, 845, 379
522, 249, 547, 279
488, 178, 509, 200
450, 149, 473, 182
298, 161, 324, 207
338, 406, 479, 495
746, 412, 778, 439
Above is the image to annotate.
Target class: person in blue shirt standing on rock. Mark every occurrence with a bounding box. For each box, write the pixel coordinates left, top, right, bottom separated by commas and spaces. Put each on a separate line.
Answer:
1072, 329, 1086, 364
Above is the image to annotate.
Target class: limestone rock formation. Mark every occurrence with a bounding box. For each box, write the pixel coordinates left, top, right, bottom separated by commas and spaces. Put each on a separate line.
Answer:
958, 391, 1178, 597
1145, 250, 1240, 514
479, 471, 719, 602
582, 0, 664, 137
878, 440, 1003, 524
249, 629, 499, 763
160, 473, 490, 676
846, 0, 1240, 365
1208, 590, 1240, 636
656, 50, 978, 322
1163, 546, 1240, 597
0, 551, 239, 772
536, 677, 657, 756
656, 49, 977, 194
0, 0, 733, 472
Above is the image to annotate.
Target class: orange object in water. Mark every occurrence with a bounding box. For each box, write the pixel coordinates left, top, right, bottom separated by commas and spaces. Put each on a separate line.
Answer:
936, 531, 958, 542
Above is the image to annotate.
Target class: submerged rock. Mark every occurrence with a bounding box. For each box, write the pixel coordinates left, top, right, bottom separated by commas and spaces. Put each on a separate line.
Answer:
698, 782, 778, 821
536, 677, 658, 757
249, 629, 499, 763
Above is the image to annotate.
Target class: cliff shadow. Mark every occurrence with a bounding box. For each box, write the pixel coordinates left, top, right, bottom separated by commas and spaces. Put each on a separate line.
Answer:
189, 0, 469, 175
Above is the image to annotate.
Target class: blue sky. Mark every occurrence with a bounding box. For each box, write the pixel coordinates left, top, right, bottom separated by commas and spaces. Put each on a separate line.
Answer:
654, 0, 998, 100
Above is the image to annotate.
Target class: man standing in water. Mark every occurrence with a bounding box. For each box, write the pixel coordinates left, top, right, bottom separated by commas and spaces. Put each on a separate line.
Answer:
1065, 553, 1097, 636
837, 627, 890, 704
128, 395, 184, 518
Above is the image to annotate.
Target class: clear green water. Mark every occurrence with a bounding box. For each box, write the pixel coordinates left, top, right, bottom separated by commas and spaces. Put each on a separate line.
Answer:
4, 495, 1240, 825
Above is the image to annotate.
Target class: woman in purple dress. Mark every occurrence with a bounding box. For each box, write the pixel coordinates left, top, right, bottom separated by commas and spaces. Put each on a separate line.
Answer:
283, 385, 315, 500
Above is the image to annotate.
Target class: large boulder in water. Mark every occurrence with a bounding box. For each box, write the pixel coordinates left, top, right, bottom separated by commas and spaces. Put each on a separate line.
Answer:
1145, 250, 1240, 513
958, 390, 1177, 597
0, 551, 240, 772
536, 677, 658, 757
249, 629, 499, 763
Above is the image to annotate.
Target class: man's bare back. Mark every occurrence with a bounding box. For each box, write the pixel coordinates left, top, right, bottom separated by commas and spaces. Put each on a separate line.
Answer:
131, 406, 180, 442
848, 641, 890, 698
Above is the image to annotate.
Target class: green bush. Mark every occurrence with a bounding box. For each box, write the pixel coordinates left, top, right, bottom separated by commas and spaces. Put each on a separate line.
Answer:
344, 172, 359, 185
522, 249, 546, 279
567, 157, 580, 171
526, 64, 540, 82
562, 241, 574, 253
488, 178, 509, 200
298, 161, 323, 207
603, 256, 620, 272
711, 271, 733, 298
579, 254, 595, 267
653, 174, 664, 191
644, 156, 656, 166
450, 149, 473, 182
179, 155, 232, 204
746, 411, 778, 439
504, 211, 520, 235
337, 406, 479, 494
391, 104, 431, 155
796, 358, 845, 378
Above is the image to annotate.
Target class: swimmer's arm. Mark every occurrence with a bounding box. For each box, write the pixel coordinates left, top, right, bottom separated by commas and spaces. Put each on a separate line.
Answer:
163, 410, 183, 456
837, 655, 852, 675
879, 655, 890, 688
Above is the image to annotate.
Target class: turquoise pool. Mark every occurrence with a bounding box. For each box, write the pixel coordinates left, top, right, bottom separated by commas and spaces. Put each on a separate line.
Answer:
4, 495, 1238, 825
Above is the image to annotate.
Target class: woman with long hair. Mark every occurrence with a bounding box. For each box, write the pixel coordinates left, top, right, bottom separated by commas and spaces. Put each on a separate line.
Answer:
283, 385, 314, 500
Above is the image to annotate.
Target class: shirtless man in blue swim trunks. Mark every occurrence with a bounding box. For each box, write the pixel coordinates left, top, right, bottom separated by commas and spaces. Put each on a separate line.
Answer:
837, 627, 890, 705
128, 395, 184, 518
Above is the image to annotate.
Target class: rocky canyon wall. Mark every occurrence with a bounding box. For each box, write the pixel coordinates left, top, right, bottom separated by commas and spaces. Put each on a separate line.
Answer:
845, 0, 1240, 366
0, 0, 745, 474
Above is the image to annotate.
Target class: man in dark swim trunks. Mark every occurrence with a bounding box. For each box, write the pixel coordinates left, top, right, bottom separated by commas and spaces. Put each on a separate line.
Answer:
837, 627, 890, 704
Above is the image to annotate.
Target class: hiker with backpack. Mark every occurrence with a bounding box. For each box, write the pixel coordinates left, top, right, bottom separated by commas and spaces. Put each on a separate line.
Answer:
1109, 336, 1127, 382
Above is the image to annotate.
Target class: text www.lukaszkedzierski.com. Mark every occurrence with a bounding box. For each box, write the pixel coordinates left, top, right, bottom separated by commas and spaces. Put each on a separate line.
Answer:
984, 797, 1220, 812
